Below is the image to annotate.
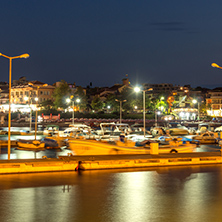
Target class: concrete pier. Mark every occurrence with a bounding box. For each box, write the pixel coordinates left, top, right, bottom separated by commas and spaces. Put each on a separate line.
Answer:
0, 152, 221, 174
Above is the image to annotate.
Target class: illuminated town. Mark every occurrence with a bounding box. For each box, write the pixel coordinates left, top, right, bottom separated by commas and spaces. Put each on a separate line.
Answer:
1, 1, 222, 222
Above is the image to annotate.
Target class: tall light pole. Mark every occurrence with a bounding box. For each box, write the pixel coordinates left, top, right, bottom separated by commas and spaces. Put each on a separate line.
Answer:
134, 87, 153, 137
34, 97, 38, 140
66, 97, 80, 126
0, 52, 29, 160
115, 99, 126, 123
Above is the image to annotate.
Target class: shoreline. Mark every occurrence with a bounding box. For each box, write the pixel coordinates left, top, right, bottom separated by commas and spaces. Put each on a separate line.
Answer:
0, 152, 221, 174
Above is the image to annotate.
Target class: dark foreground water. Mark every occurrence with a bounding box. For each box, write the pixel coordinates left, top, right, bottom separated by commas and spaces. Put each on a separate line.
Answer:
0, 165, 222, 222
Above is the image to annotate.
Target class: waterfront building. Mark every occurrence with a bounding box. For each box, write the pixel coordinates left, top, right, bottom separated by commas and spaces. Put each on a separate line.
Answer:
0, 82, 9, 107
206, 89, 222, 117
11, 81, 54, 104
1, 81, 55, 112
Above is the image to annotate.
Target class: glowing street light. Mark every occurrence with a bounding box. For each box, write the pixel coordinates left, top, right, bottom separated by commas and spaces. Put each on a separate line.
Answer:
66, 97, 80, 126
134, 86, 153, 137
0, 52, 29, 160
211, 63, 222, 69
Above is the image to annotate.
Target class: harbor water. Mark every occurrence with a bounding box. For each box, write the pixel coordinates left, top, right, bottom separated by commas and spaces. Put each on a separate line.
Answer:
0, 165, 222, 221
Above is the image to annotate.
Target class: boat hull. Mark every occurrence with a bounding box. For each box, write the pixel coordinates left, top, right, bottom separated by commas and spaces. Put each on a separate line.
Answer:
67, 139, 196, 155
17, 140, 45, 149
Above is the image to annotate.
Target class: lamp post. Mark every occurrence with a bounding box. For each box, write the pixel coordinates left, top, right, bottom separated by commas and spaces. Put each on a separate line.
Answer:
66, 97, 80, 126
34, 97, 38, 140
211, 63, 222, 69
0, 52, 29, 160
115, 99, 126, 123
134, 87, 153, 137
193, 99, 199, 120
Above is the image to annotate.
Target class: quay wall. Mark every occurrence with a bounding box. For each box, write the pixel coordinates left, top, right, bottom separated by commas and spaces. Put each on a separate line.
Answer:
0, 152, 222, 174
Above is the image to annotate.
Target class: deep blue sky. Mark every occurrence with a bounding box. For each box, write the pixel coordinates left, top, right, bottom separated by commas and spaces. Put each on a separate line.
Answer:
1, 0, 222, 88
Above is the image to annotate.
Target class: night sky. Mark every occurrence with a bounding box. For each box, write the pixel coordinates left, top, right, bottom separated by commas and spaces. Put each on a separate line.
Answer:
1, 1, 222, 88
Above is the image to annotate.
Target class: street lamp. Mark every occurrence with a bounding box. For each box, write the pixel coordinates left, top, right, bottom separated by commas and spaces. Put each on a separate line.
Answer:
0, 52, 29, 160
115, 99, 126, 123
134, 87, 153, 137
34, 97, 38, 140
193, 99, 200, 120
107, 105, 111, 113
211, 63, 222, 69
66, 97, 80, 126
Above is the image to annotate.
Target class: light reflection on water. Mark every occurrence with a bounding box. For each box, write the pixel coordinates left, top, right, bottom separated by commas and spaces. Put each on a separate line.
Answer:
0, 166, 221, 222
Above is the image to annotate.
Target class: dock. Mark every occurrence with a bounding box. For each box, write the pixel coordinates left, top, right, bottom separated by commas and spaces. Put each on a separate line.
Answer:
0, 152, 222, 174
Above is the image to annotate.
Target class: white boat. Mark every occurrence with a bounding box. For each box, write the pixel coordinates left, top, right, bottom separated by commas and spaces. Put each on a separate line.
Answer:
17, 139, 45, 149
96, 122, 132, 141
97, 123, 132, 135
60, 124, 91, 137
43, 125, 60, 135
67, 138, 196, 155
192, 132, 217, 144
20, 130, 34, 135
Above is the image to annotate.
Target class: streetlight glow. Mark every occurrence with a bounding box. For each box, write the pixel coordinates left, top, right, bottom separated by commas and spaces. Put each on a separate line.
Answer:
211, 63, 221, 68
134, 87, 153, 137
134, 87, 141, 93
67, 97, 80, 126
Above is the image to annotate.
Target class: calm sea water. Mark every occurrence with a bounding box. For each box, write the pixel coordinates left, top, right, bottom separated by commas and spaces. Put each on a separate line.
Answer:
0, 166, 221, 222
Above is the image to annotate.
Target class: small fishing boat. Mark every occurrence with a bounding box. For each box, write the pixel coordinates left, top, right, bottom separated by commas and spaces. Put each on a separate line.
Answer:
41, 137, 59, 148
0, 140, 18, 147
0, 129, 7, 135
192, 132, 217, 144
17, 139, 45, 149
20, 130, 34, 135
157, 136, 200, 145
67, 138, 196, 155
43, 125, 60, 135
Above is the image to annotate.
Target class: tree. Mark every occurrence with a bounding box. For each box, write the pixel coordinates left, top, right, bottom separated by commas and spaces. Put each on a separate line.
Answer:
91, 95, 104, 111
105, 94, 119, 111
39, 99, 54, 111
52, 80, 71, 109
74, 86, 88, 110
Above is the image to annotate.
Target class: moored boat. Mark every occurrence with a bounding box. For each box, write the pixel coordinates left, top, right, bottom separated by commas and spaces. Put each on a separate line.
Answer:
67, 138, 196, 155
192, 132, 217, 144
17, 139, 45, 149
43, 125, 60, 135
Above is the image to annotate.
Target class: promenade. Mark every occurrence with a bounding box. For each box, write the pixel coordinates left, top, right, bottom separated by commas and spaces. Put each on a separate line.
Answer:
0, 152, 221, 174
